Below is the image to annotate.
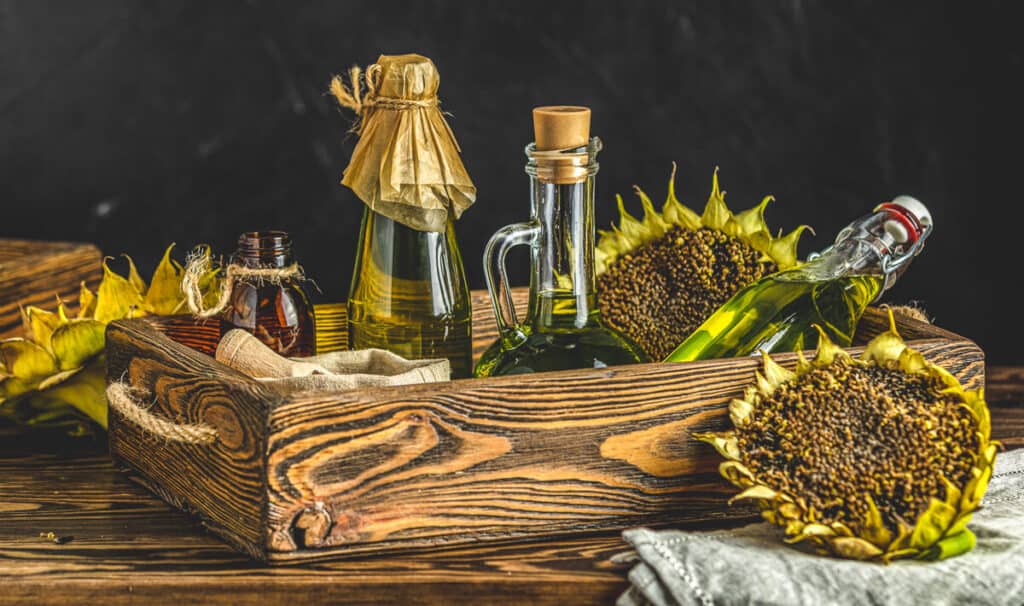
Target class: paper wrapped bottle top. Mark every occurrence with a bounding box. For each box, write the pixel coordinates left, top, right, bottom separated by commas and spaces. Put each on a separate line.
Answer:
333, 53, 476, 233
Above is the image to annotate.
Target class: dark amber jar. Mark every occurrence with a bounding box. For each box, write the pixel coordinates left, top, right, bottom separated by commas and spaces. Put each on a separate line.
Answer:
223, 231, 315, 357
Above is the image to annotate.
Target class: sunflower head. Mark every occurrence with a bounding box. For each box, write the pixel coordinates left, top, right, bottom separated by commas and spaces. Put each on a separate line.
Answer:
696, 310, 998, 562
0, 244, 219, 432
596, 166, 811, 360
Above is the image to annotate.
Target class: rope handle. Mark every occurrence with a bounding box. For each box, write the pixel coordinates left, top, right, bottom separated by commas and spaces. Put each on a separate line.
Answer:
107, 382, 218, 444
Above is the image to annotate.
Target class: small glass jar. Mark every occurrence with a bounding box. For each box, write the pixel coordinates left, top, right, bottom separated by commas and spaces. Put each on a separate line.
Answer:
223, 231, 315, 357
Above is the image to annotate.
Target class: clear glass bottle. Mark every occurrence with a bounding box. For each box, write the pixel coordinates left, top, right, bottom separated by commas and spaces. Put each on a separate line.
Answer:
475, 107, 647, 376
666, 197, 933, 362
347, 210, 473, 378
223, 231, 316, 357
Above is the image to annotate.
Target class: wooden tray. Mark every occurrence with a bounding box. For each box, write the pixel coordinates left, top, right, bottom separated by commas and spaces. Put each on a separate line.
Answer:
105, 288, 985, 563
0, 239, 101, 340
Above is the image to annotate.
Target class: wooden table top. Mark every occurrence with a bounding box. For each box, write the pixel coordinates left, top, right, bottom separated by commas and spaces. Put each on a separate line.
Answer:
1, 365, 1021, 605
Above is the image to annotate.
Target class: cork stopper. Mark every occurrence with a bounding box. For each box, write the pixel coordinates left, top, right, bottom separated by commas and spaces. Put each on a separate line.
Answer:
533, 106, 591, 151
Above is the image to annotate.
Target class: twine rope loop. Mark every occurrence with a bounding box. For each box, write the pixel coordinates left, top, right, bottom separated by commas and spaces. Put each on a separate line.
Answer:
106, 382, 217, 444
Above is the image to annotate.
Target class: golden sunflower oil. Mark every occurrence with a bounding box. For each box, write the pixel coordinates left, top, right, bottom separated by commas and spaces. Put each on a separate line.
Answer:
666, 196, 933, 362
348, 210, 473, 378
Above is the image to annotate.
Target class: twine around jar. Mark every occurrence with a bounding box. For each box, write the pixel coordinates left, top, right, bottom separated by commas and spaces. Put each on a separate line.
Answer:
106, 382, 217, 444
181, 249, 304, 319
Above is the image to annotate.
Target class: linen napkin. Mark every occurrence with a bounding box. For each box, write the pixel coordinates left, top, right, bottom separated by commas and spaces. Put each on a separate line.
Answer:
618, 447, 1024, 606
216, 328, 450, 394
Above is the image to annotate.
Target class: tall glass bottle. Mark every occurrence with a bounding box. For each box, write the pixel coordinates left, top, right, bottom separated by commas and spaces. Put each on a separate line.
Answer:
666, 197, 933, 361
475, 107, 647, 376
223, 231, 316, 357
348, 210, 473, 378
332, 53, 477, 379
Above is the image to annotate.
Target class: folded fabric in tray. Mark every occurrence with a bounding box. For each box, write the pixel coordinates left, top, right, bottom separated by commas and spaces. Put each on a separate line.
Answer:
216, 328, 450, 394
617, 447, 1024, 606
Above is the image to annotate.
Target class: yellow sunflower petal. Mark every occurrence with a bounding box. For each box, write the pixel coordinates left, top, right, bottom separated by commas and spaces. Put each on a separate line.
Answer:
662, 164, 701, 230
40, 359, 108, 428
862, 309, 906, 364
729, 397, 755, 426
909, 497, 957, 550
23, 306, 61, 352
144, 243, 187, 315
49, 319, 105, 371
761, 351, 795, 389
633, 186, 670, 240
123, 254, 149, 295
767, 225, 812, 271
0, 339, 58, 382
729, 484, 779, 504
77, 282, 97, 319
812, 326, 846, 365
94, 258, 146, 323
862, 495, 894, 548
695, 432, 741, 460
720, 460, 756, 487
614, 194, 649, 248
831, 537, 884, 560
700, 167, 732, 230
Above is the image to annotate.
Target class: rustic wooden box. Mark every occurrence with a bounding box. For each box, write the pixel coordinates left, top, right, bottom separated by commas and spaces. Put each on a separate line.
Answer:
0, 239, 101, 340
105, 288, 985, 563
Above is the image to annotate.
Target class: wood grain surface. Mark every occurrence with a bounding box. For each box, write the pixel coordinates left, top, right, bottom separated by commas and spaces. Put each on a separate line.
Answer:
109, 292, 986, 563
263, 335, 983, 562
106, 320, 282, 560
0, 366, 1021, 604
0, 239, 101, 340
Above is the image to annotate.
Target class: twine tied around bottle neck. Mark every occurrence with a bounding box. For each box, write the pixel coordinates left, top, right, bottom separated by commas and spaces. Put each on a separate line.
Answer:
181, 249, 305, 319
329, 64, 439, 134
106, 382, 218, 444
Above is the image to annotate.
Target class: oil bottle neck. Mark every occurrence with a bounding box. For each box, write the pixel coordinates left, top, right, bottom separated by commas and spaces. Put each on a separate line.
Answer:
525, 144, 602, 331
801, 200, 932, 296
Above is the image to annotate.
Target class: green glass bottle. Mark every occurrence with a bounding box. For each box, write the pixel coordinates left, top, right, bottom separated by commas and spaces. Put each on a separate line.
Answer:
475, 107, 647, 376
666, 197, 933, 361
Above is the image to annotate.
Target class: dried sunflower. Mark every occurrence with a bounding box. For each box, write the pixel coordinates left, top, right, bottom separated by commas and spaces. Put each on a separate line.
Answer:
596, 166, 811, 360
0, 244, 218, 432
696, 311, 998, 562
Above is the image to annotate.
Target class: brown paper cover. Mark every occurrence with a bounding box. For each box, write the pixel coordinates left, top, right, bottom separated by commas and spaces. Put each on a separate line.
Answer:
334, 54, 476, 232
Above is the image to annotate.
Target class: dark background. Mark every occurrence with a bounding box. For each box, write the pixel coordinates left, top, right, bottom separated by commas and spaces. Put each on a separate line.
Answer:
2, 1, 1022, 362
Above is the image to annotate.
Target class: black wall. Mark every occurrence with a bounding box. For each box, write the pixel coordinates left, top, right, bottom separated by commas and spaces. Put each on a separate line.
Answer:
2, 1, 1022, 362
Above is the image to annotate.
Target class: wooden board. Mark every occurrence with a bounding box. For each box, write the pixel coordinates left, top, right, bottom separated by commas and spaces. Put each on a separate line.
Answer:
0, 239, 101, 339
2, 369, 1022, 604
105, 286, 987, 563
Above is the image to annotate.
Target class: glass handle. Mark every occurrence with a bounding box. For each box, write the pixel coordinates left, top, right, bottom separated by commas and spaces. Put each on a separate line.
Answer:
483, 221, 539, 344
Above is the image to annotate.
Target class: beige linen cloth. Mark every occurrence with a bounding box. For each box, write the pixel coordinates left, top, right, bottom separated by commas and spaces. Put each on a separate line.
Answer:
216, 329, 450, 394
